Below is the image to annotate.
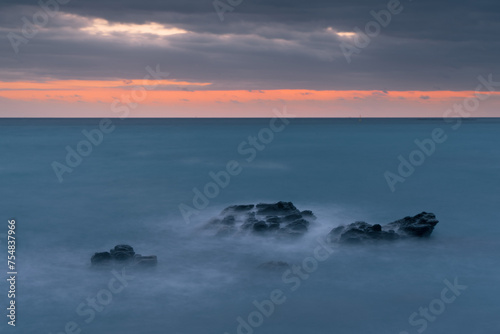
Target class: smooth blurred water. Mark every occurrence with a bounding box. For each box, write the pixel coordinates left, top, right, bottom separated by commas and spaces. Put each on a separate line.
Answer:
0, 118, 499, 334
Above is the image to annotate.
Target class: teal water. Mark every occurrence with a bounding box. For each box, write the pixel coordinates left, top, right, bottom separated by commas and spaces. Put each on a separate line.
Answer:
0, 118, 499, 334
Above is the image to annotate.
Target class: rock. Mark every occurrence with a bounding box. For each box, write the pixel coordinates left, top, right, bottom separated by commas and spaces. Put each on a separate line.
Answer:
207, 204, 439, 244
266, 216, 282, 224
110, 244, 135, 261
220, 215, 236, 226
91, 245, 157, 267
91, 252, 112, 265
328, 212, 439, 244
253, 221, 268, 232
282, 213, 302, 222
386, 212, 439, 237
256, 201, 300, 216
222, 205, 255, 214
241, 213, 258, 230
301, 210, 316, 219
284, 219, 309, 233
206, 202, 315, 238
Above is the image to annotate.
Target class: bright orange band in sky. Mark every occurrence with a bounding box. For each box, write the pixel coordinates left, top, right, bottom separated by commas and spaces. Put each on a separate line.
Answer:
0, 80, 498, 104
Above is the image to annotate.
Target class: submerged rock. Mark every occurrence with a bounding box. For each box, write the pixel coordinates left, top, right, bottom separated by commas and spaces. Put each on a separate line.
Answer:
328, 212, 439, 244
206, 201, 316, 238
91, 245, 157, 267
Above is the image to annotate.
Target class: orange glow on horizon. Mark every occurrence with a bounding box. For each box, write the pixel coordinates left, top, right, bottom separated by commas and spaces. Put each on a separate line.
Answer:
0, 81, 498, 104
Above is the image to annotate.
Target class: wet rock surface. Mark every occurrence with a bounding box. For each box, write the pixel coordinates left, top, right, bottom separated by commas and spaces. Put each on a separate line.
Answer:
91, 245, 157, 267
207, 202, 439, 244
206, 201, 316, 238
328, 212, 439, 244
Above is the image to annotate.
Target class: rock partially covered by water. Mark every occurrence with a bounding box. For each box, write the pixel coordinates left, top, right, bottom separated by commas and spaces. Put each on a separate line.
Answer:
91, 245, 157, 267
328, 212, 439, 244
110, 244, 135, 261
206, 201, 316, 238
386, 212, 439, 237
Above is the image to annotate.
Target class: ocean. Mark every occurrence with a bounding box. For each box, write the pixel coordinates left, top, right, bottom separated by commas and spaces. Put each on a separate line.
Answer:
0, 118, 499, 334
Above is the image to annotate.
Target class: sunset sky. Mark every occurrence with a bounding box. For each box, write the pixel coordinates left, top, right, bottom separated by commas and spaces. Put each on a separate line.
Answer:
1, 0, 500, 117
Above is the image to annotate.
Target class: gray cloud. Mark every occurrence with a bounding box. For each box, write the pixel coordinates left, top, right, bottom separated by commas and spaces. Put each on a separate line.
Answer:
0, 0, 499, 90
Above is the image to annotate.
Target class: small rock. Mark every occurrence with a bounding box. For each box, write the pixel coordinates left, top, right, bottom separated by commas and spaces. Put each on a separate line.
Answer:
328, 212, 439, 243
91, 245, 157, 267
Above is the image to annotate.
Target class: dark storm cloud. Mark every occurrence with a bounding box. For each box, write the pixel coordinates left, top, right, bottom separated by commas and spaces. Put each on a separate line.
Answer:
0, 0, 499, 90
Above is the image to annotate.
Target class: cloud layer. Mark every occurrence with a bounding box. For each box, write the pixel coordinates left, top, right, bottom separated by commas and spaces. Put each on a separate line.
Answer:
1, 0, 500, 116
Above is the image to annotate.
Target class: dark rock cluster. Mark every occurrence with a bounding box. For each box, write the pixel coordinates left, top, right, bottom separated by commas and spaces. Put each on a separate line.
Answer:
206, 201, 316, 238
89, 206, 440, 269
207, 202, 440, 244
328, 212, 439, 244
91, 245, 157, 267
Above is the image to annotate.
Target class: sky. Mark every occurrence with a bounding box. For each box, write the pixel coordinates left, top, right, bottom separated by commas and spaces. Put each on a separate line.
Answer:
1, 0, 500, 117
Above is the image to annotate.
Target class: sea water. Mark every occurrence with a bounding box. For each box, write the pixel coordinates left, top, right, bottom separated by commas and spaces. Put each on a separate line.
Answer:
0, 118, 499, 334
